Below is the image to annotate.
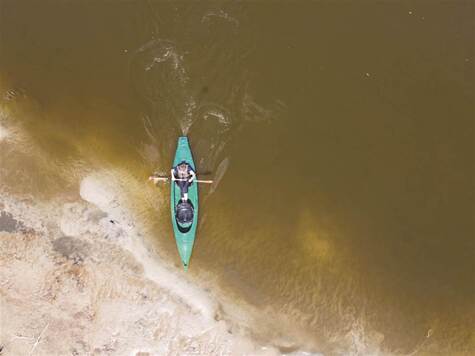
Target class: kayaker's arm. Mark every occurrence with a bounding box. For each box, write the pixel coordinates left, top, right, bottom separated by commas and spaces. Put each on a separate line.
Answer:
188, 170, 196, 183
171, 169, 176, 181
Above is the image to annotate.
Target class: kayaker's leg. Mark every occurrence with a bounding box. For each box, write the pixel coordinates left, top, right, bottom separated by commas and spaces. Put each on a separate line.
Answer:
177, 180, 189, 201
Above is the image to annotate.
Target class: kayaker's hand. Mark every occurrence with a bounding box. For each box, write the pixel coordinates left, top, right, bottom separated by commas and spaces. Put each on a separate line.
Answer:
188, 171, 196, 183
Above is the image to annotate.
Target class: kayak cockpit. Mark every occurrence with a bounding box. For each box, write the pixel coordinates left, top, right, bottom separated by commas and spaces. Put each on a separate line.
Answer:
175, 200, 194, 233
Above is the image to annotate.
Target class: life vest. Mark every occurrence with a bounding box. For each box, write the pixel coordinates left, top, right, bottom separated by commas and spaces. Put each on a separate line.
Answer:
175, 163, 192, 179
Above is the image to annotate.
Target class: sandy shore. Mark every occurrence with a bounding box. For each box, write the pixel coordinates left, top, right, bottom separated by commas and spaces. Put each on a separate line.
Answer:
0, 182, 281, 355
0, 118, 286, 355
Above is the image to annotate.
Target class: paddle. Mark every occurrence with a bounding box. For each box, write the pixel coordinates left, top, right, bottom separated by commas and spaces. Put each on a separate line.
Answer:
174, 178, 214, 184
148, 176, 213, 184
151, 170, 212, 176
148, 176, 169, 182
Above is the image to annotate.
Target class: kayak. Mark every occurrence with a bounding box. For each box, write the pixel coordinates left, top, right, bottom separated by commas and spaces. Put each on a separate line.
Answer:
171, 136, 198, 270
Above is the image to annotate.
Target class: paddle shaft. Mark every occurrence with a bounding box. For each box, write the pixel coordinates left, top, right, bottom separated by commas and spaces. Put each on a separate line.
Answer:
175, 178, 214, 184
149, 176, 213, 184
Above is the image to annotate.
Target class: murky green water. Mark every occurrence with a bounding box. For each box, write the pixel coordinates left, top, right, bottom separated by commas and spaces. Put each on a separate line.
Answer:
1, 1, 474, 354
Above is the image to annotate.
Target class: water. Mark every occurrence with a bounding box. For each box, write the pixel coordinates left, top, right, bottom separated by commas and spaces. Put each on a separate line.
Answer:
1, 1, 474, 354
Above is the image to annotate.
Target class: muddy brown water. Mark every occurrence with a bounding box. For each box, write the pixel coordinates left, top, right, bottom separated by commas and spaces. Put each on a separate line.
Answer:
0, 1, 473, 354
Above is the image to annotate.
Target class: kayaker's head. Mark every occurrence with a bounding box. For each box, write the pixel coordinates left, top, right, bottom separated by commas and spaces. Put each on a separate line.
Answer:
177, 163, 189, 178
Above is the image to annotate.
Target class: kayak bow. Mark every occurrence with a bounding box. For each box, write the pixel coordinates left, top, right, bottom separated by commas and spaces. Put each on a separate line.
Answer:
171, 136, 198, 270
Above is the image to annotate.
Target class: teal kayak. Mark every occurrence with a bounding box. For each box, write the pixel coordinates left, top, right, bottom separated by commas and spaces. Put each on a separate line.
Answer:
171, 136, 198, 270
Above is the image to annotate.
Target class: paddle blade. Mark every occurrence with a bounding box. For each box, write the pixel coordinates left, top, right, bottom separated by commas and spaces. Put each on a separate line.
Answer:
149, 176, 169, 184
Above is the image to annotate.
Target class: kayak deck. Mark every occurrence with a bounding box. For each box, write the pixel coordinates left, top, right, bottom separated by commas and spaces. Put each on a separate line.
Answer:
171, 137, 198, 270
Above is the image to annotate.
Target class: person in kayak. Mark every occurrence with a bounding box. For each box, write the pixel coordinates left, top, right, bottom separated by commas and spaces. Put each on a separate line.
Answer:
171, 161, 196, 202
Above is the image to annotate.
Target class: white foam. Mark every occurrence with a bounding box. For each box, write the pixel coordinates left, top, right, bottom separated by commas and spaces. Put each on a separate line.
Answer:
201, 10, 240, 28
